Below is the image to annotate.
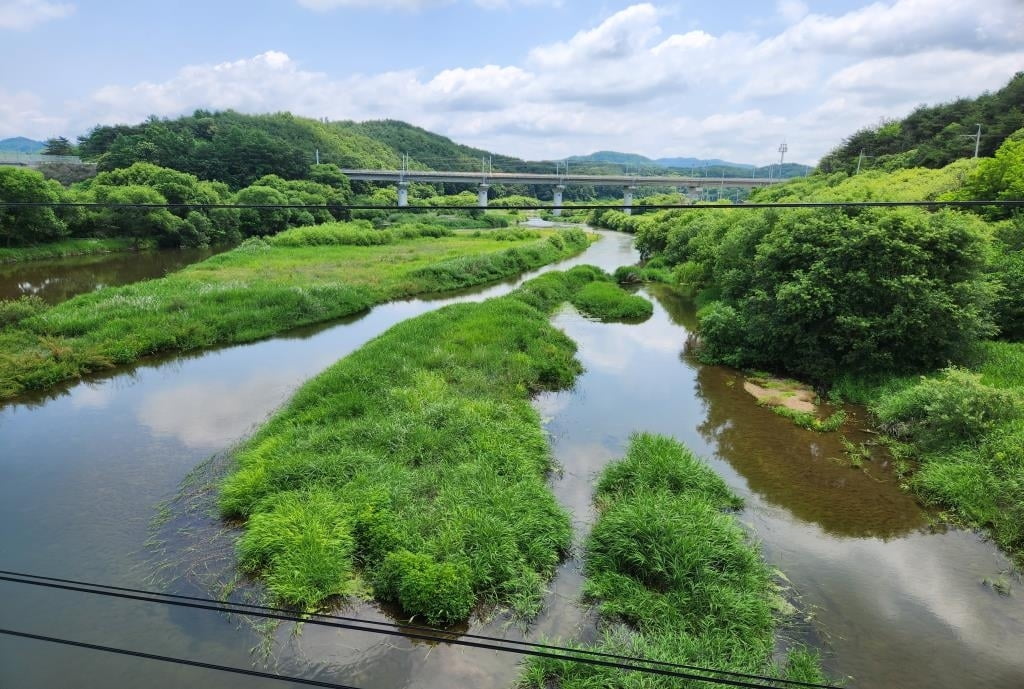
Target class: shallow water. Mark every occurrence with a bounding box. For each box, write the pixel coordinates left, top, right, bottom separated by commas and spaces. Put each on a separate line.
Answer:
1, 230, 1021, 688
0, 246, 227, 304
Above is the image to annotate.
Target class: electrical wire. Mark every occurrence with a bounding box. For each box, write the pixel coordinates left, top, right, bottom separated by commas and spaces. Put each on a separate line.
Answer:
0, 200, 1022, 210
0, 571, 839, 689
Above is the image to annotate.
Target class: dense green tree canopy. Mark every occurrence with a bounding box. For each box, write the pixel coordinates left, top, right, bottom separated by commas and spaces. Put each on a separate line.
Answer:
0, 167, 67, 246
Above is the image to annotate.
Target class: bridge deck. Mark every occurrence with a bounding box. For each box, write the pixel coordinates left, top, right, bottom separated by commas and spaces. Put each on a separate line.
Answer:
340, 169, 780, 188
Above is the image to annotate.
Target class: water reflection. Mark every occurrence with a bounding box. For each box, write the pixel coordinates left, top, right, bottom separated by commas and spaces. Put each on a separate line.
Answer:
0, 246, 229, 304
1, 231, 1022, 689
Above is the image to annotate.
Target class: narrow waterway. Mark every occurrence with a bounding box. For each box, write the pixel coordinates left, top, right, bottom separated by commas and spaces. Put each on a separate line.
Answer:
0, 230, 1021, 688
0, 246, 228, 303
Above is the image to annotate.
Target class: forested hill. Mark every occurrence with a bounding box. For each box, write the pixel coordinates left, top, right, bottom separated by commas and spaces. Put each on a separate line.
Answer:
818, 71, 1024, 174
76, 111, 401, 188
338, 119, 542, 173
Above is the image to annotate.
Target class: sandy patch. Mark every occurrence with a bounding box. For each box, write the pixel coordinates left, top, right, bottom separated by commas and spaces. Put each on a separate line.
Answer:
743, 379, 817, 413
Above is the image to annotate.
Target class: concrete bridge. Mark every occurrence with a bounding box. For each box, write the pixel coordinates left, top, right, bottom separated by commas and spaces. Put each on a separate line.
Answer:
340, 169, 782, 215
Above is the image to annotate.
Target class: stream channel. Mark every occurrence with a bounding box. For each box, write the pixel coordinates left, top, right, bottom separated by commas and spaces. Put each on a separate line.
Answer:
1, 228, 1021, 688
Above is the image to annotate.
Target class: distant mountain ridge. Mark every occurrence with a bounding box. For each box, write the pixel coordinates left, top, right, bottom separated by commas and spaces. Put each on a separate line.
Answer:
0, 137, 45, 153
568, 150, 757, 170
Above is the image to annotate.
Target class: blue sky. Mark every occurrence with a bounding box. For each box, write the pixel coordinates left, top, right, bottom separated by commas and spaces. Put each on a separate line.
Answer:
2, 0, 1022, 163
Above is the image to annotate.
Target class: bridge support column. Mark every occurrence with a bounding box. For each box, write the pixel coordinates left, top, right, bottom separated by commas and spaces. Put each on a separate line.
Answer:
397, 181, 409, 207
477, 183, 490, 208
623, 185, 636, 215
552, 184, 565, 216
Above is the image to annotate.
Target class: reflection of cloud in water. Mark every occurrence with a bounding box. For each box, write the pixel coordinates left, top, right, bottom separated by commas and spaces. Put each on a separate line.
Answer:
555, 308, 682, 374
69, 383, 115, 410
137, 376, 299, 449
764, 516, 1024, 679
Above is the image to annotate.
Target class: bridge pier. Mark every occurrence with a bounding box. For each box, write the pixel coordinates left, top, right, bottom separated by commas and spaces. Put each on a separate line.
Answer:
552, 184, 565, 216
623, 185, 636, 215
397, 181, 409, 207
477, 183, 489, 208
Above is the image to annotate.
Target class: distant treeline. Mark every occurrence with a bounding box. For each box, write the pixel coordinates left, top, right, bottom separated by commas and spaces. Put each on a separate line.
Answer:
0, 162, 353, 247
818, 72, 1024, 174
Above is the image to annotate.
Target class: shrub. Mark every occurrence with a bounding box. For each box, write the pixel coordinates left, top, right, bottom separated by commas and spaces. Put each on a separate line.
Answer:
872, 367, 1023, 448
0, 295, 47, 328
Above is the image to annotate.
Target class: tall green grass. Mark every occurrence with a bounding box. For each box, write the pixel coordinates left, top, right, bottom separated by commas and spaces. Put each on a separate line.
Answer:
571, 281, 654, 323
269, 220, 454, 247
219, 266, 615, 622
0, 237, 153, 264
521, 433, 826, 688
0, 229, 591, 400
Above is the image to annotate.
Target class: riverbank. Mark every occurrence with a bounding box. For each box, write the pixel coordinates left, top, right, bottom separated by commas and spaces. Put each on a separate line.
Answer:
833, 340, 1024, 563
0, 225, 592, 400
0, 238, 155, 264
521, 432, 825, 687
220, 266, 649, 620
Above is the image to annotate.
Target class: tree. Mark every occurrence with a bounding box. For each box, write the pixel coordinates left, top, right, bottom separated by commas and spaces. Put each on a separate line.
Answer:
0, 167, 68, 246
42, 137, 74, 156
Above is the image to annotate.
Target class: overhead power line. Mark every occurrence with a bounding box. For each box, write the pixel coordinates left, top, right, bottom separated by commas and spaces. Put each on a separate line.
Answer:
0, 570, 840, 689
0, 628, 363, 689
1, 200, 1023, 211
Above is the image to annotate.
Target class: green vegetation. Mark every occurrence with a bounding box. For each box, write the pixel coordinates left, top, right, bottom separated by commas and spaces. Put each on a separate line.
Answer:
834, 351, 1024, 560
521, 433, 825, 688
818, 72, 1024, 173
0, 228, 591, 400
219, 265, 629, 620
268, 220, 453, 247
570, 281, 653, 322
586, 128, 1024, 560
0, 237, 149, 263
764, 405, 847, 433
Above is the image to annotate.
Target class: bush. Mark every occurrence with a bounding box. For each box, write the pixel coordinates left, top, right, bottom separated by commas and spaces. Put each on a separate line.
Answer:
0, 295, 47, 328
872, 367, 1023, 448
376, 550, 474, 625
696, 207, 996, 381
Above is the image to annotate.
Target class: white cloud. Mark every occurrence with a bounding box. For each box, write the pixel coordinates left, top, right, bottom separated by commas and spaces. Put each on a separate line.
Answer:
296, 0, 558, 9
6, 2, 1024, 164
763, 0, 1024, 57
0, 0, 73, 30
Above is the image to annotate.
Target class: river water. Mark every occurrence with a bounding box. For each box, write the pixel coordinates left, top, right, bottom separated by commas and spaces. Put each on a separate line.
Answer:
0, 229, 1021, 688
0, 246, 227, 304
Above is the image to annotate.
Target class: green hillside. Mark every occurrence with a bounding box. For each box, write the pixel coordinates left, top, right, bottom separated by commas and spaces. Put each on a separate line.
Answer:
818, 72, 1024, 174
77, 111, 400, 188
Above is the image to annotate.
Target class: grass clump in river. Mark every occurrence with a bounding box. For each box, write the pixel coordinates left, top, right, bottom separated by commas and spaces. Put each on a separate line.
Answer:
571, 280, 653, 323
0, 227, 591, 400
520, 433, 826, 688
220, 265, 617, 623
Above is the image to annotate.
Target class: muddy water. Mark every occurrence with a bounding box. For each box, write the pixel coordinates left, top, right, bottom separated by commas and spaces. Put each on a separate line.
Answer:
1, 230, 1022, 688
0, 246, 227, 303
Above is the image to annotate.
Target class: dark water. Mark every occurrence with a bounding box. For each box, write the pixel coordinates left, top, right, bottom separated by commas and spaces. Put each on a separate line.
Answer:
1, 230, 1021, 688
0, 246, 227, 304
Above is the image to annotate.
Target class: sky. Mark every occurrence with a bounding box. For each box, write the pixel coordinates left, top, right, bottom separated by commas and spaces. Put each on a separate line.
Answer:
1, 0, 1022, 164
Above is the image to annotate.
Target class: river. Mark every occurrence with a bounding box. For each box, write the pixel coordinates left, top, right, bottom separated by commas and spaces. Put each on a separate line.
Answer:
0, 229, 1021, 688
0, 246, 228, 304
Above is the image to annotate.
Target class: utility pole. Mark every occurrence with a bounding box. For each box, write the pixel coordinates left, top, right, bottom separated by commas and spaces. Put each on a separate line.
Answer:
973, 123, 982, 158
777, 141, 788, 179
315, 148, 319, 165
856, 150, 864, 174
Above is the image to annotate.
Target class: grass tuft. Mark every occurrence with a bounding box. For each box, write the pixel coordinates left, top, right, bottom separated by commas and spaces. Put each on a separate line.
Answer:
521, 433, 824, 688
